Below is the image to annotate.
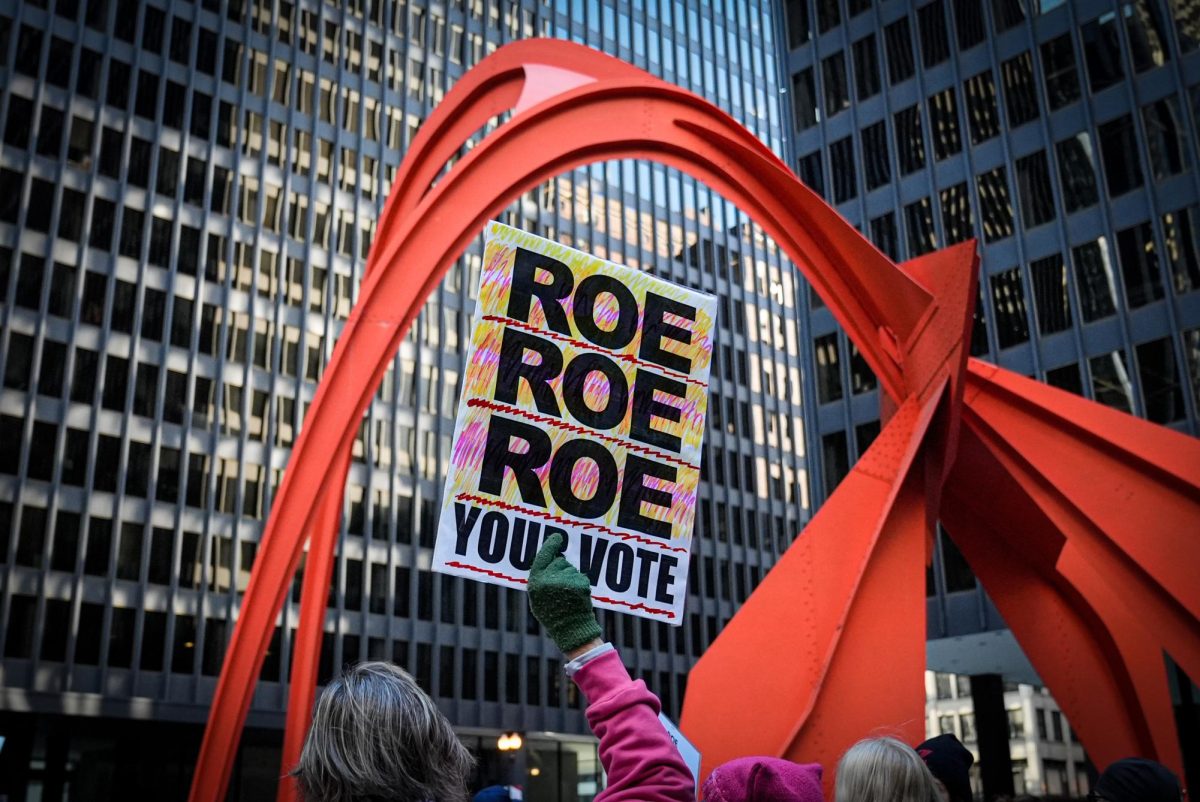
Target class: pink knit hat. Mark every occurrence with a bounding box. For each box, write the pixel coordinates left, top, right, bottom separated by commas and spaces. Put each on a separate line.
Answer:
701, 757, 825, 802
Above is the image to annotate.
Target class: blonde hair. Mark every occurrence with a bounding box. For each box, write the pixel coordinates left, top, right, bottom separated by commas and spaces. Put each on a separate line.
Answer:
834, 737, 942, 802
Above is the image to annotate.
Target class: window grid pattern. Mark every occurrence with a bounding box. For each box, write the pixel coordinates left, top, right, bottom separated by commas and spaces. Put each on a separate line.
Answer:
779, 0, 1200, 633
0, 0, 807, 742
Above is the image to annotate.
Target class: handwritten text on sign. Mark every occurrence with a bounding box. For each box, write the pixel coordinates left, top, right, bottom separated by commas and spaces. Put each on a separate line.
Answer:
433, 223, 716, 623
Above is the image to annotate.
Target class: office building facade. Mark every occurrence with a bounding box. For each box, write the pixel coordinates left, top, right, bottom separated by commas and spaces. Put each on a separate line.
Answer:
0, 0, 807, 798
777, 0, 1200, 640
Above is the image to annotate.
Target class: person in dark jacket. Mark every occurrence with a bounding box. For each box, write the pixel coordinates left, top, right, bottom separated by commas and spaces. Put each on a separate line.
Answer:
1092, 757, 1182, 802
915, 733, 974, 802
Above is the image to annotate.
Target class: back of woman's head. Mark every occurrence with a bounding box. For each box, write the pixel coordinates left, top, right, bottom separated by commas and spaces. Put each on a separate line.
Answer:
294, 661, 475, 802
834, 737, 941, 802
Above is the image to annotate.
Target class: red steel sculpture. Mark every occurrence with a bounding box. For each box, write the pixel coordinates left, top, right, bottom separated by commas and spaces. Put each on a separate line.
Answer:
186, 40, 1200, 802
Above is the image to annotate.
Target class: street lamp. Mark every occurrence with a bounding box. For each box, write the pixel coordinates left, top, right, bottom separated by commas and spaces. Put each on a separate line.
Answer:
497, 732, 523, 752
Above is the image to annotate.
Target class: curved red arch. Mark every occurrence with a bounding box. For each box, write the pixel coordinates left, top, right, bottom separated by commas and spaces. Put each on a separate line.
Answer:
188, 39, 1200, 802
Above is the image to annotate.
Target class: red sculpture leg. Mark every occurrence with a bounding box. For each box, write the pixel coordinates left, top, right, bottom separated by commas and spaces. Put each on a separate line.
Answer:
275, 452, 349, 802
681, 387, 941, 793
938, 360, 1200, 777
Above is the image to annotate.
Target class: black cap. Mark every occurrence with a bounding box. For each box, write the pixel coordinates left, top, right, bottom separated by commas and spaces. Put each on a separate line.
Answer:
1095, 757, 1181, 802
915, 734, 974, 802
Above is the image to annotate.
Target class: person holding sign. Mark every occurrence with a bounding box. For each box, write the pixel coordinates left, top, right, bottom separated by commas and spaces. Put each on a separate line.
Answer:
527, 534, 696, 802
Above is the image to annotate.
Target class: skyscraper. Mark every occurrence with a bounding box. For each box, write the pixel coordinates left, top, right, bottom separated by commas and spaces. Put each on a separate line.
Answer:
777, 0, 1200, 791
0, 0, 807, 797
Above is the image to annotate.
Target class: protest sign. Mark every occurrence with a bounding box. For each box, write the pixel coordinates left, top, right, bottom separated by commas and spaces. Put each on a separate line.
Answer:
433, 222, 716, 624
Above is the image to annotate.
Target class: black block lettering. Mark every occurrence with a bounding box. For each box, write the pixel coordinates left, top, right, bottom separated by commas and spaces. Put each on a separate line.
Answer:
453, 503, 482, 555
639, 292, 696, 373
495, 327, 563, 417
617, 454, 676, 540
572, 274, 638, 349
480, 416, 551, 507
630, 368, 687, 452
562, 353, 628, 430
508, 247, 573, 334
549, 439, 618, 519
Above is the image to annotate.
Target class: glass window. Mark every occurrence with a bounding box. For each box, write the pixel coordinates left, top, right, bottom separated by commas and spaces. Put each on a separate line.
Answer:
1143, 97, 1192, 180
1002, 52, 1039, 127
1126, 0, 1169, 71
1082, 12, 1125, 92
1136, 337, 1185, 423
816, 0, 840, 33
821, 431, 849, 497
792, 69, 818, 131
940, 182, 974, 245
991, 267, 1031, 348
885, 18, 915, 84
1089, 350, 1135, 412
785, 0, 811, 48
1073, 238, 1119, 322
853, 35, 881, 100
1116, 221, 1164, 307
953, 0, 986, 50
977, 167, 1014, 242
1177, 0, 1200, 53
929, 88, 962, 160
870, 213, 900, 261
822, 52, 850, 117
830, 137, 857, 203
798, 151, 825, 199
1016, 151, 1055, 229
1183, 327, 1200, 409
906, 197, 938, 257
918, 1, 950, 67
992, 0, 1026, 30
964, 71, 1001, 144
1041, 34, 1080, 110
895, 106, 926, 175
1099, 115, 1145, 196
1046, 363, 1084, 395
862, 122, 891, 191
814, 333, 843, 404
942, 531, 977, 591
1030, 255, 1072, 334
1162, 206, 1200, 294
1057, 133, 1100, 212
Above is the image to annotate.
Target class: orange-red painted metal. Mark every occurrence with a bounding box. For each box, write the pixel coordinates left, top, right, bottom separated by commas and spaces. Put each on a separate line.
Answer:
188, 39, 1200, 802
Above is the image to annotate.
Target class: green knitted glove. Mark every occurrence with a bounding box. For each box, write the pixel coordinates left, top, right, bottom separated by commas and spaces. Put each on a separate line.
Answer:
527, 533, 602, 654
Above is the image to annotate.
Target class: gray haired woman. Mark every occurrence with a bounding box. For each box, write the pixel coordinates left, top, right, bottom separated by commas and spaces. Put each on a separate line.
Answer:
292, 661, 475, 802
834, 736, 943, 802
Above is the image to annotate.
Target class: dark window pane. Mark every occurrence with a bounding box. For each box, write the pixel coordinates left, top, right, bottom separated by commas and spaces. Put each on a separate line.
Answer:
1016, 151, 1055, 229
821, 431, 849, 498
816, 0, 839, 33
1073, 238, 1118, 322
1046, 363, 1084, 395
1041, 34, 1081, 109
991, 0, 1025, 32
797, 151, 824, 199
814, 333, 843, 404
1030, 255, 1072, 335
1126, 0, 1170, 72
5, 595, 36, 658
1177, 2, 1200, 53
1056, 133, 1100, 212
792, 69, 818, 131
830, 137, 857, 203
905, 197, 938, 257
940, 181, 974, 245
861, 122, 891, 190
990, 267, 1030, 348
941, 531, 976, 592
953, 0, 986, 50
785, 0, 810, 48
964, 71, 1000, 145
1143, 97, 1192, 180
929, 88, 962, 160
1162, 206, 1200, 294
1116, 221, 1164, 307
1136, 337, 1185, 423
918, 1, 950, 67
1099, 115, 1145, 196
885, 18, 915, 84
852, 35, 880, 100
1082, 12, 1125, 92
869, 212, 899, 261
822, 51, 850, 117
1089, 350, 1134, 413
1001, 52, 1039, 127
895, 106, 926, 174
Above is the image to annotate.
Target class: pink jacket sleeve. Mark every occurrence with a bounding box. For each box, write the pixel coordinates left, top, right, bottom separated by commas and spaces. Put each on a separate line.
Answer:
572, 649, 696, 802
